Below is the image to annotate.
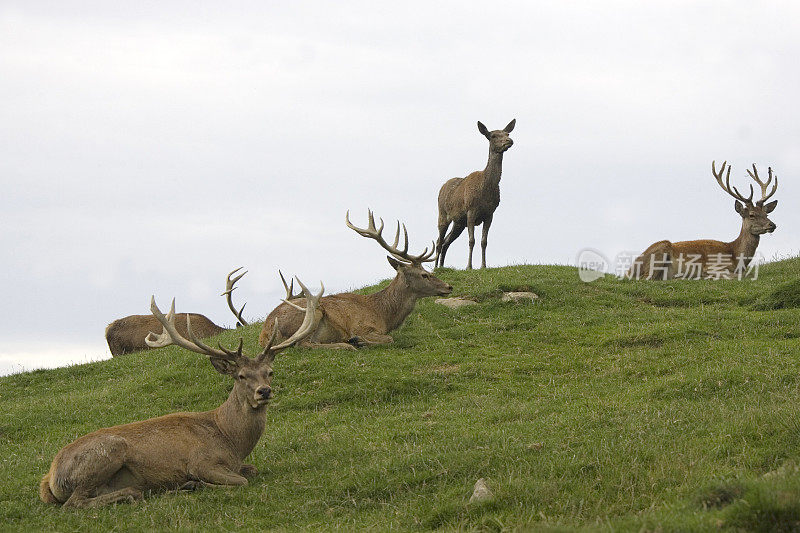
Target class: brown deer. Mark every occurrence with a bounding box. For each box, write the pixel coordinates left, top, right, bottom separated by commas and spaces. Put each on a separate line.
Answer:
435, 119, 516, 269
629, 161, 778, 280
104, 268, 252, 356
40, 280, 323, 508
258, 210, 453, 350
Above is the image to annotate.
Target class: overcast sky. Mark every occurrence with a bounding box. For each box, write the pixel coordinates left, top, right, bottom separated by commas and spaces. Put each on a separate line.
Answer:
1, 1, 798, 374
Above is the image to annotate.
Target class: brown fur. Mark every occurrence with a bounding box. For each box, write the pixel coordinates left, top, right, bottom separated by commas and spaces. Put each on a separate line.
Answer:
630, 162, 778, 279
259, 259, 452, 350
436, 119, 515, 269
105, 314, 226, 356
40, 353, 276, 507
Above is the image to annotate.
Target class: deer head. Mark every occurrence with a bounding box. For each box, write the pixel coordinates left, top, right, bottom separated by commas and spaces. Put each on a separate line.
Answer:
146, 278, 323, 409
712, 161, 778, 236
478, 119, 515, 153
346, 210, 453, 297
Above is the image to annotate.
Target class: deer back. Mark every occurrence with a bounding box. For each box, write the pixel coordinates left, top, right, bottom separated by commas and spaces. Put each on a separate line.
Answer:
105, 313, 225, 356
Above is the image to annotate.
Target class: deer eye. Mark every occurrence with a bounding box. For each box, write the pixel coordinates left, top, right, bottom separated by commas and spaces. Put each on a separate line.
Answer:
268, 370, 274, 377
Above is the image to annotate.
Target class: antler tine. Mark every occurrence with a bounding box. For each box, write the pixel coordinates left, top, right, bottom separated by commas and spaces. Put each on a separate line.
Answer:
217, 338, 244, 360
346, 209, 433, 265
268, 277, 324, 352
712, 160, 752, 204
259, 318, 281, 356
222, 267, 249, 327
185, 315, 239, 362
278, 270, 300, 300
747, 164, 779, 205
391, 221, 410, 256
145, 297, 232, 360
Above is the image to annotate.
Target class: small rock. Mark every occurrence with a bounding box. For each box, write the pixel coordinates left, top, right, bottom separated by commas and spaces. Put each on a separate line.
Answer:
435, 297, 478, 309
501, 291, 539, 303
469, 478, 494, 504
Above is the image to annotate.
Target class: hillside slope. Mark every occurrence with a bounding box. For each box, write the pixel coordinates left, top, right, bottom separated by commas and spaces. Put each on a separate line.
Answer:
2, 258, 800, 531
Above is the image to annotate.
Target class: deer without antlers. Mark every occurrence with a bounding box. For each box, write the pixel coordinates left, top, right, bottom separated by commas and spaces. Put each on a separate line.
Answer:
40, 280, 323, 507
258, 210, 453, 350
629, 161, 779, 280
436, 119, 516, 269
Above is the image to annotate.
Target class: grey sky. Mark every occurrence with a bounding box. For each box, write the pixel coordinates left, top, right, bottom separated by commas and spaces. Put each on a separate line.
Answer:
1, 2, 798, 373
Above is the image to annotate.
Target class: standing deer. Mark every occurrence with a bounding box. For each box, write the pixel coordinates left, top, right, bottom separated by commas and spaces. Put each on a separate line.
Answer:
258, 210, 453, 350
40, 280, 322, 507
629, 161, 778, 280
104, 268, 252, 356
435, 119, 516, 269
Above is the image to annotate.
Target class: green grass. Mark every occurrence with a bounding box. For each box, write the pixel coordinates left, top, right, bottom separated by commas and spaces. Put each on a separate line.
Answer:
2, 257, 800, 531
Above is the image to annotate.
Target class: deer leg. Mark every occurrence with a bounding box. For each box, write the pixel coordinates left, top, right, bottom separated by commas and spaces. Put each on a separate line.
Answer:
188, 464, 249, 488
299, 340, 358, 351
436, 220, 450, 268
439, 220, 466, 268
239, 464, 258, 478
466, 212, 477, 270
56, 435, 143, 508
480, 214, 493, 269
353, 333, 394, 346
64, 487, 143, 508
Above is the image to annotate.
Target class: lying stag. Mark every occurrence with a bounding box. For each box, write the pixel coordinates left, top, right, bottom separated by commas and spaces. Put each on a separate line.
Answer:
629, 161, 778, 279
258, 210, 453, 350
104, 268, 250, 356
40, 280, 322, 507
436, 119, 516, 269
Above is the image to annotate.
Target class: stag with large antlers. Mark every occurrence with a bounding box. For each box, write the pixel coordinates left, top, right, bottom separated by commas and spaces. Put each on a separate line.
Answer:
258, 210, 453, 350
629, 161, 778, 280
436, 119, 516, 269
40, 280, 323, 507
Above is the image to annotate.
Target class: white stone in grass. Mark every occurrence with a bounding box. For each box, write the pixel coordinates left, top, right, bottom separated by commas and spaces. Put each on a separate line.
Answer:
435, 297, 478, 309
501, 291, 539, 303
469, 478, 494, 504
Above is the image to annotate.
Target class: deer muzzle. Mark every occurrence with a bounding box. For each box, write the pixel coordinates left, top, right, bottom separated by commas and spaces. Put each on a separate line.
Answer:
255, 386, 272, 403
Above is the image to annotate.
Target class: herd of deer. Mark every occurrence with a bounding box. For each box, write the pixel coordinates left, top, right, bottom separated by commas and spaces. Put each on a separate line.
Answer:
40, 119, 781, 507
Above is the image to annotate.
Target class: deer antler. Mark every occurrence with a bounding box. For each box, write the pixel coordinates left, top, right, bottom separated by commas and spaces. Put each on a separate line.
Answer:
147, 277, 324, 361
345, 209, 435, 265
260, 277, 324, 358
145, 298, 236, 360
279, 270, 300, 300
222, 267, 249, 327
746, 164, 778, 206
712, 160, 754, 204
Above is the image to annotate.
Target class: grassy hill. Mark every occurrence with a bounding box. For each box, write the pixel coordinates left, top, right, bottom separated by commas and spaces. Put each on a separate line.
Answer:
2, 258, 800, 531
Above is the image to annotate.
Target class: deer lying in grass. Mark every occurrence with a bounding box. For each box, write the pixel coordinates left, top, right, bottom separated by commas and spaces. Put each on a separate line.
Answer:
104, 268, 251, 356
629, 161, 778, 280
40, 280, 322, 508
436, 119, 516, 269
258, 210, 453, 350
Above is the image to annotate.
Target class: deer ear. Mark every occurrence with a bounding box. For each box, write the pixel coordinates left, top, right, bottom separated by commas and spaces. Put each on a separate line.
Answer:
763, 200, 778, 213
504, 118, 516, 133
734, 200, 745, 215
477, 121, 490, 139
209, 356, 238, 376
387, 256, 404, 271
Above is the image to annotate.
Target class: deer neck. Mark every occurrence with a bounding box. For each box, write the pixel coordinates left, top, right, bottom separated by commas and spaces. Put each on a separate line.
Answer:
369, 274, 419, 332
483, 150, 504, 189
730, 221, 760, 264
213, 388, 267, 461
